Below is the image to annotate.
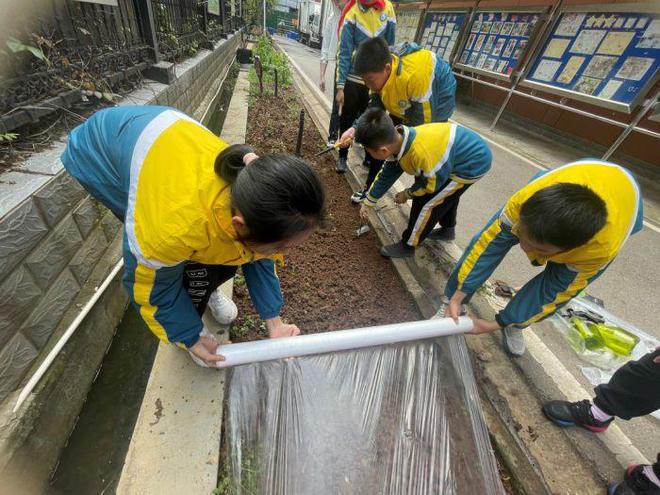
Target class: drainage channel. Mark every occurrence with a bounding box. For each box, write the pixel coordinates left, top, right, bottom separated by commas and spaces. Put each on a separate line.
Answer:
47, 63, 240, 495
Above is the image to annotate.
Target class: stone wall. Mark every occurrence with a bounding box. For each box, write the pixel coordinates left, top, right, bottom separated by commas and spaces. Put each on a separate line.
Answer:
0, 31, 242, 491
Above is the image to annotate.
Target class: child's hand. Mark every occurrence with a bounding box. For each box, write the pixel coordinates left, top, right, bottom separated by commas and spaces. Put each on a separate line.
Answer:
359, 204, 370, 220
394, 191, 408, 204
339, 127, 355, 147
336, 88, 345, 108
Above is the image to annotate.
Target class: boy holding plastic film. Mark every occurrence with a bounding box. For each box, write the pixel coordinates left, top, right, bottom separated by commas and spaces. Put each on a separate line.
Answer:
444, 161, 644, 357
355, 108, 492, 258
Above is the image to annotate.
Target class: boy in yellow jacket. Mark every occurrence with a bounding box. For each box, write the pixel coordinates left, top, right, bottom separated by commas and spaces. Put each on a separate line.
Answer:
444, 160, 644, 356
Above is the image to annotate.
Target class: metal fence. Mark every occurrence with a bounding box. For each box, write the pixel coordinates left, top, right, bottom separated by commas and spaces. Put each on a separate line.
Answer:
0, 0, 241, 136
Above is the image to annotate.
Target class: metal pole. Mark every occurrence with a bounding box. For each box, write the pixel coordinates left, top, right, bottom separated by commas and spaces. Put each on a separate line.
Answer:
453, 72, 660, 141
263, 0, 266, 33
602, 90, 659, 161
489, 0, 563, 131
135, 0, 162, 62
296, 110, 305, 155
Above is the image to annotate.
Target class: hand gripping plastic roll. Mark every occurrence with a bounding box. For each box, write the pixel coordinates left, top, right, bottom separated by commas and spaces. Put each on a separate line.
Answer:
215, 316, 473, 367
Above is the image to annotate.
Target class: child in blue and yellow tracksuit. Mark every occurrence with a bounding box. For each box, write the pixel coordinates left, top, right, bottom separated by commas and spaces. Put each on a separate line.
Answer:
355, 37, 457, 124
61, 106, 325, 367
342, 37, 457, 202
334, 0, 396, 176
355, 108, 492, 258
444, 160, 644, 356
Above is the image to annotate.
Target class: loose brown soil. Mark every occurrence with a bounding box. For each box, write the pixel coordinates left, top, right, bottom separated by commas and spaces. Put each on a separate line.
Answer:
231, 87, 421, 342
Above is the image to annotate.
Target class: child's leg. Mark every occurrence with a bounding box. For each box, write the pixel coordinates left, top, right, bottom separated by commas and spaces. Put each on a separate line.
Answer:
182, 263, 238, 316
401, 194, 433, 247
406, 181, 472, 246
338, 80, 363, 161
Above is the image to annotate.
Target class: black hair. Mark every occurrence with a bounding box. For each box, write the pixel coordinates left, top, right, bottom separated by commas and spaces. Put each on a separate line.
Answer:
354, 108, 398, 149
214, 144, 327, 244
519, 183, 607, 250
353, 37, 392, 75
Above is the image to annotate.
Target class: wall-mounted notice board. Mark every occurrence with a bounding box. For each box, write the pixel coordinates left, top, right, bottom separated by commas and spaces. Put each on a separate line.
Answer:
395, 9, 422, 44
419, 11, 468, 62
456, 11, 541, 79
524, 10, 659, 112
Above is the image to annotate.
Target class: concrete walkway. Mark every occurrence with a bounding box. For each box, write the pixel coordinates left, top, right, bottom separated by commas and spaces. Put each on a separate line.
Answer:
116, 69, 250, 495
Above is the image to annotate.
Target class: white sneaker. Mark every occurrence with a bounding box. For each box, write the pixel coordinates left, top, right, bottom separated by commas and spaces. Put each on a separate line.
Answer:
207, 290, 238, 325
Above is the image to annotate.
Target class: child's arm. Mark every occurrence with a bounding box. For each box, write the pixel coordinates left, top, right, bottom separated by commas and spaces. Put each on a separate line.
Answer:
242, 258, 284, 321
407, 174, 436, 197
364, 161, 404, 207
383, 2, 397, 45
497, 263, 604, 328
445, 211, 519, 300
336, 20, 356, 89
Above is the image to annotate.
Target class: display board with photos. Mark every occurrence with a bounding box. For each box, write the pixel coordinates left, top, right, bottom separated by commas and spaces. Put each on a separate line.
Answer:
419, 11, 468, 62
525, 11, 659, 111
457, 11, 541, 77
395, 9, 423, 44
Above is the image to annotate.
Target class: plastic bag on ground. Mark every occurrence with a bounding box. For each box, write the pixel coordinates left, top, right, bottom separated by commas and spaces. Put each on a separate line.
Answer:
551, 296, 658, 372
224, 335, 504, 494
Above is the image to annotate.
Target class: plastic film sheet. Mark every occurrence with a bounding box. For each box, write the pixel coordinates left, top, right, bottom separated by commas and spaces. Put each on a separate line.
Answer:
224, 335, 504, 494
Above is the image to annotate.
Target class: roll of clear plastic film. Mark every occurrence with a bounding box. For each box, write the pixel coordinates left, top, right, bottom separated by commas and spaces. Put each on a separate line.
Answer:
215, 317, 473, 367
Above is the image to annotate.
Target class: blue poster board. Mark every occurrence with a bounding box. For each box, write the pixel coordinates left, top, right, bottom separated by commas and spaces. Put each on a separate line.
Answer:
525, 11, 659, 110
419, 11, 468, 62
457, 11, 541, 77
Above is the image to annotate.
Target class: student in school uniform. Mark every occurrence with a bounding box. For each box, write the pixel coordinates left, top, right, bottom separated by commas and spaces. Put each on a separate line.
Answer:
334, 0, 396, 181
443, 160, 643, 356
355, 108, 492, 257
340, 36, 457, 201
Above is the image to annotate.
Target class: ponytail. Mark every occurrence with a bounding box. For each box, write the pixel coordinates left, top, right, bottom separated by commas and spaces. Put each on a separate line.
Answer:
214, 144, 255, 184
214, 149, 326, 244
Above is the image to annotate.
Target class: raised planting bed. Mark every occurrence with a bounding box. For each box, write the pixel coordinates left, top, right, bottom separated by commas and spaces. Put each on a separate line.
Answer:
217, 80, 513, 494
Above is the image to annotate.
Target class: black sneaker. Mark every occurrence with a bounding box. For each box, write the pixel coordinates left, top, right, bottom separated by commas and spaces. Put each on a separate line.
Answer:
542, 399, 613, 433
380, 241, 415, 258
336, 156, 347, 173
427, 227, 456, 241
350, 188, 366, 204
609, 465, 660, 495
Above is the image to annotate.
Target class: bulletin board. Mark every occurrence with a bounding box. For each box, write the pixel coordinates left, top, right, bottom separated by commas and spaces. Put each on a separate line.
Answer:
456, 11, 542, 79
419, 11, 468, 62
395, 9, 423, 44
523, 8, 660, 113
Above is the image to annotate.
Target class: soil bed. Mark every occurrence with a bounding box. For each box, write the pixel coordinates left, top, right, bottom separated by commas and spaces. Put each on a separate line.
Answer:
231, 86, 420, 341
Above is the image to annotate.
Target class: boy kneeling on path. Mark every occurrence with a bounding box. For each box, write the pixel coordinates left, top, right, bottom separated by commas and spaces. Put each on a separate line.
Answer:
340, 37, 457, 202
444, 160, 644, 357
356, 108, 492, 258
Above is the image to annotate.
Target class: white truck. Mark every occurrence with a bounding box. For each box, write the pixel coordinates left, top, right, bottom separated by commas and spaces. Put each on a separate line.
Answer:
298, 0, 322, 47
